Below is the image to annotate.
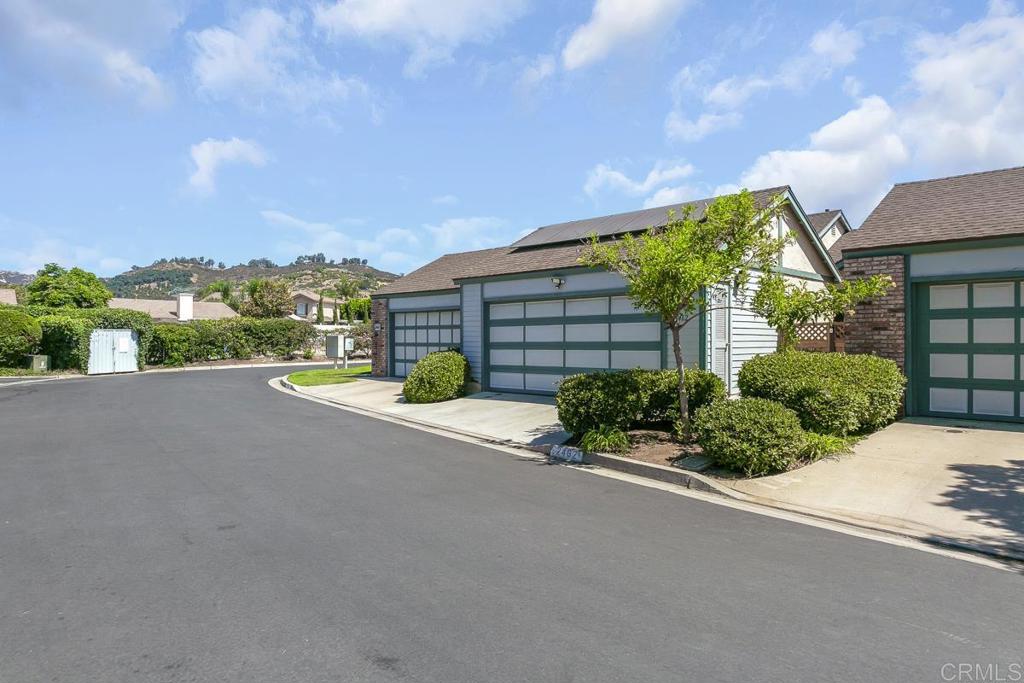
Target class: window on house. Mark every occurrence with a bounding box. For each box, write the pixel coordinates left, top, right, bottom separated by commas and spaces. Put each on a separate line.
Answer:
296, 302, 308, 316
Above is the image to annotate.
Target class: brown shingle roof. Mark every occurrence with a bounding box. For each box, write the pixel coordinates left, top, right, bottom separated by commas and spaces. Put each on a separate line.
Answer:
376, 187, 795, 296
807, 210, 842, 235
838, 166, 1024, 256
109, 298, 238, 321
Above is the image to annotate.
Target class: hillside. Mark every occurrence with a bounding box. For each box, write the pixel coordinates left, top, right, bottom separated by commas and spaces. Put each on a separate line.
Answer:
0, 270, 34, 285
105, 257, 399, 299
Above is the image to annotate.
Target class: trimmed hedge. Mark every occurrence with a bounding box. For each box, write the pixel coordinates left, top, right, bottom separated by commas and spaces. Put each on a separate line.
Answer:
403, 350, 470, 403
556, 368, 726, 436
0, 308, 42, 366
738, 350, 906, 436
693, 398, 807, 476
147, 318, 318, 366
31, 308, 153, 370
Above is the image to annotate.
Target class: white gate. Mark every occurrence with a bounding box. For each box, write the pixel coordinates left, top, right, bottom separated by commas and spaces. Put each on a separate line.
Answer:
87, 329, 139, 375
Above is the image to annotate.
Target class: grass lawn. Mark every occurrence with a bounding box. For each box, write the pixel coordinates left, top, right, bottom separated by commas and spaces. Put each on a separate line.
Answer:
286, 366, 371, 386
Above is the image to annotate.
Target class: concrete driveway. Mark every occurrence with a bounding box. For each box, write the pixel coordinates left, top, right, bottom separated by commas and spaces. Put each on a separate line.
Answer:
726, 418, 1024, 557
290, 377, 569, 446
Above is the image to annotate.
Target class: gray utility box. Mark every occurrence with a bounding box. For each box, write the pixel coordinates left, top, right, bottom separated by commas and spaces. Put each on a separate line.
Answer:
325, 335, 342, 359
25, 354, 50, 372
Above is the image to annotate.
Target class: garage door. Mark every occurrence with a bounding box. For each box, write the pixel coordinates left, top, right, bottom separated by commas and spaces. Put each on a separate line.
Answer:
915, 280, 1022, 421
485, 294, 662, 393
391, 309, 461, 377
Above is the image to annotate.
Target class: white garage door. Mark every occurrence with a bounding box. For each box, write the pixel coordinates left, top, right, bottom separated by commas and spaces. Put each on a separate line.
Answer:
485, 294, 662, 393
915, 280, 1023, 421
392, 309, 461, 377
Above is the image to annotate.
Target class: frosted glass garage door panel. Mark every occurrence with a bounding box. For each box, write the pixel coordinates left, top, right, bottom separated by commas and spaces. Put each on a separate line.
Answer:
565, 349, 609, 368
439, 329, 453, 344
611, 350, 661, 370
490, 303, 524, 320
930, 319, 968, 344
490, 372, 524, 390
565, 323, 608, 342
416, 329, 428, 343
929, 284, 968, 309
525, 300, 564, 318
930, 354, 967, 378
490, 326, 523, 343
525, 325, 563, 342
490, 349, 524, 366
973, 354, 1015, 380
427, 329, 439, 343
416, 312, 428, 326
610, 322, 661, 342
453, 311, 461, 325
428, 311, 440, 325
394, 362, 407, 376
973, 390, 1015, 416
930, 388, 968, 413
394, 330, 405, 343
973, 282, 1015, 308
610, 296, 643, 315
525, 374, 562, 392
974, 318, 1015, 344
415, 347, 428, 360
439, 311, 453, 325
565, 297, 609, 316
452, 329, 461, 344
525, 349, 563, 367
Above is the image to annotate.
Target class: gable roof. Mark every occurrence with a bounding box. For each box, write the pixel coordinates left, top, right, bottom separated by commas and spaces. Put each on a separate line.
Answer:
838, 165, 1024, 256
512, 186, 789, 248
109, 298, 238, 321
292, 289, 342, 307
0, 288, 17, 306
807, 209, 850, 237
375, 186, 840, 296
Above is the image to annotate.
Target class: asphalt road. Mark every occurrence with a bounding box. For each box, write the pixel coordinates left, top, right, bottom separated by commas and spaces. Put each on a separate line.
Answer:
1, 368, 1021, 682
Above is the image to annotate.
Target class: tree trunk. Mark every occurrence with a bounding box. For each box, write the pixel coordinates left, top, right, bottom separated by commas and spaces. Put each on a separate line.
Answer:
669, 324, 689, 439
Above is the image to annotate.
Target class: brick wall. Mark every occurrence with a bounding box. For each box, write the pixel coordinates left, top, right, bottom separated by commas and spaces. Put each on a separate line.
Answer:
842, 255, 906, 371
371, 298, 388, 376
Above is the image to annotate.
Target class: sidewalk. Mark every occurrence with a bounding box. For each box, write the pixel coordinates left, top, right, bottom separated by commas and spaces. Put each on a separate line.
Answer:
283, 377, 570, 447
722, 419, 1024, 559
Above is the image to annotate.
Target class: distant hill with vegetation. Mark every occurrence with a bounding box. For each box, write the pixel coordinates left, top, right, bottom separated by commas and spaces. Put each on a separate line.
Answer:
104, 255, 399, 300
0, 270, 34, 286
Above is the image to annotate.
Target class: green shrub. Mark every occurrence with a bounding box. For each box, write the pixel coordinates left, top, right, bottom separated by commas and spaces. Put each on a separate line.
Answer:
149, 325, 199, 366
37, 315, 92, 369
738, 350, 905, 435
801, 432, 854, 461
0, 308, 42, 366
579, 425, 630, 453
27, 307, 153, 370
693, 398, 807, 476
556, 368, 726, 436
403, 350, 470, 403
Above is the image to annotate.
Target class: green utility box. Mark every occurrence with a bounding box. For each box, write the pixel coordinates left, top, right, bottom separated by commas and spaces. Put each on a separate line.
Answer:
25, 354, 50, 372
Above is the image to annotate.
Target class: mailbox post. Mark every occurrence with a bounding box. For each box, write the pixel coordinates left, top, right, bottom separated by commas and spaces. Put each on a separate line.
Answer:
326, 334, 355, 369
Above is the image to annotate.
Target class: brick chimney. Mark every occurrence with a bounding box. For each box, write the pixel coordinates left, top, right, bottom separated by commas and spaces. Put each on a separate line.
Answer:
176, 293, 194, 322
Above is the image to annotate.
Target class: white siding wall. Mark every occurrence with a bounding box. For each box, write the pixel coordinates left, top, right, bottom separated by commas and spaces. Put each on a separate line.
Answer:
910, 245, 1024, 277
460, 283, 483, 380
730, 274, 778, 395
388, 292, 461, 310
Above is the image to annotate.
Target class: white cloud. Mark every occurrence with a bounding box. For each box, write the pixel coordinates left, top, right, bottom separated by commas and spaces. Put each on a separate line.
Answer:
189, 8, 371, 119
188, 138, 268, 195
313, 0, 529, 77
0, 0, 179, 106
666, 20, 863, 142
431, 194, 459, 205
0, 215, 129, 276
517, 53, 556, 91
642, 185, 702, 209
584, 160, 695, 198
263, 210, 511, 274
729, 1, 1024, 223
562, 0, 693, 71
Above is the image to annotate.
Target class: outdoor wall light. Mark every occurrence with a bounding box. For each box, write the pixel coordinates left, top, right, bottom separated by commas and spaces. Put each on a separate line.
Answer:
551, 276, 565, 289
373, 322, 382, 333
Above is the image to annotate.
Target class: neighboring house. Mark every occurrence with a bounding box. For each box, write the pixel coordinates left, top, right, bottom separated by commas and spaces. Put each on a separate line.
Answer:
371, 186, 840, 396
0, 288, 17, 306
834, 165, 1024, 424
808, 209, 852, 254
291, 290, 341, 321
109, 293, 237, 323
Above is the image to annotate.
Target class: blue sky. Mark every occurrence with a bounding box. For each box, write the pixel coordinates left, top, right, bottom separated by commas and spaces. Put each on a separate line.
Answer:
1, 0, 1022, 277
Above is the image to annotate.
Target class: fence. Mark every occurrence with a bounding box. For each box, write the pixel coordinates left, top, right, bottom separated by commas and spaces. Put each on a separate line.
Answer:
791, 321, 846, 353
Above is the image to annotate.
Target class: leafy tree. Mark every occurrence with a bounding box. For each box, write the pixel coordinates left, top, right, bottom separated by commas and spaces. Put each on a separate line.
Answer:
752, 273, 894, 349
580, 190, 786, 436
332, 301, 338, 324
238, 279, 293, 318
218, 261, 226, 269
26, 263, 113, 308
334, 277, 360, 300
316, 293, 324, 324
197, 280, 239, 310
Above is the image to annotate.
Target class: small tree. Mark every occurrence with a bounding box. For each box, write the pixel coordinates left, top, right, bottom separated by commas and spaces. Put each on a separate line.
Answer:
332, 301, 338, 324
580, 190, 787, 436
238, 279, 293, 318
26, 263, 112, 308
316, 293, 325, 323
752, 273, 894, 349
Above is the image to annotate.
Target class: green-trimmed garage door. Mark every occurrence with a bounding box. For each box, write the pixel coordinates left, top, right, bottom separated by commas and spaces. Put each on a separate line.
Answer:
485, 294, 662, 393
391, 309, 461, 377
914, 280, 1023, 421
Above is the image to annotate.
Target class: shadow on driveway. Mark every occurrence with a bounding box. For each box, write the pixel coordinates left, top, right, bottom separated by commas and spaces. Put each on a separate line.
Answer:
934, 459, 1024, 558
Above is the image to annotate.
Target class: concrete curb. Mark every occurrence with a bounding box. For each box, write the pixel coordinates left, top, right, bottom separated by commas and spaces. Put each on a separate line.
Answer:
148, 360, 369, 374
